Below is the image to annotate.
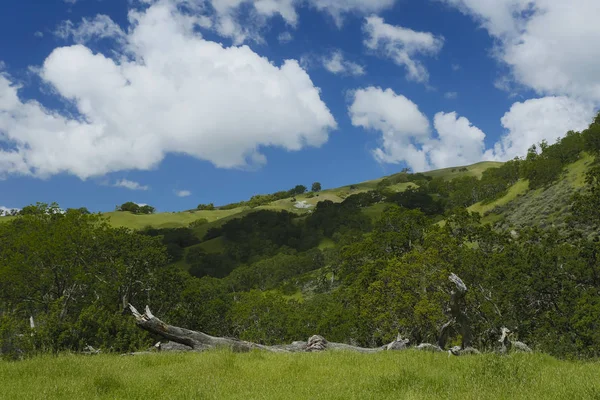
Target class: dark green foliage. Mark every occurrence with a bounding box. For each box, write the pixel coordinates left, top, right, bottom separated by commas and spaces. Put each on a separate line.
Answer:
376, 178, 392, 190
227, 249, 325, 292
0, 205, 171, 356
116, 202, 155, 214
197, 203, 215, 211
140, 227, 200, 262
138, 205, 155, 214
206, 210, 320, 263
571, 165, 600, 225
311, 182, 322, 192
583, 112, 600, 154
290, 185, 308, 196
520, 144, 565, 189
5, 113, 600, 361
189, 253, 237, 279
387, 187, 444, 215
20, 202, 63, 216
306, 199, 372, 238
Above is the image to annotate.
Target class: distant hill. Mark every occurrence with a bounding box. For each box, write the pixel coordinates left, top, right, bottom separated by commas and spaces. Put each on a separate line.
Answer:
102, 160, 505, 231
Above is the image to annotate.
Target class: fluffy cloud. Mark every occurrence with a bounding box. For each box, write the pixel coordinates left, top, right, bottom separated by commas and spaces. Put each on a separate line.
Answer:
428, 112, 486, 168
441, 0, 600, 103
323, 50, 365, 76
349, 87, 596, 171
177, 0, 397, 43
308, 0, 396, 26
486, 97, 596, 160
203, 0, 297, 43
348, 87, 487, 171
277, 31, 293, 43
114, 179, 150, 191
175, 190, 192, 197
55, 15, 126, 44
0, 1, 336, 179
363, 16, 444, 83
349, 87, 432, 171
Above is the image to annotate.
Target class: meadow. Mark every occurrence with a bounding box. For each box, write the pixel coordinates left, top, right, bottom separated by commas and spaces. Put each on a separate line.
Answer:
1, 350, 599, 399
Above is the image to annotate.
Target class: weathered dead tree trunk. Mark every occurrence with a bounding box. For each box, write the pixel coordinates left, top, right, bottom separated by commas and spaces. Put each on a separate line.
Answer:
129, 304, 405, 353
499, 327, 532, 354
128, 273, 531, 357
437, 273, 472, 351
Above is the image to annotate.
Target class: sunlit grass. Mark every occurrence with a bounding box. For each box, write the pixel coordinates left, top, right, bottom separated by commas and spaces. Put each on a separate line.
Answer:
104, 209, 242, 230
469, 179, 530, 216
1, 350, 599, 399
424, 161, 504, 180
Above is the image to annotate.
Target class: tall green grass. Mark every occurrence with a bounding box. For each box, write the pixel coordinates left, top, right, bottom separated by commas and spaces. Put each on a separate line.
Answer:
1, 350, 599, 399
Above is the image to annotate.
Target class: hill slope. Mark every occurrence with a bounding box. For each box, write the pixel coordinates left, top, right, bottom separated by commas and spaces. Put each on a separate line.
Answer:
102, 161, 506, 231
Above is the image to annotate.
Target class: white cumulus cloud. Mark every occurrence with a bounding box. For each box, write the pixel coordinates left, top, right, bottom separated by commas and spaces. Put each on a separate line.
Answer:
440, 0, 600, 103
175, 0, 398, 44
0, 0, 336, 180
114, 179, 150, 191
349, 87, 432, 171
55, 14, 126, 44
363, 16, 444, 83
323, 50, 365, 76
349, 87, 597, 171
485, 97, 596, 161
175, 190, 192, 197
308, 0, 397, 26
428, 111, 486, 169
348, 87, 488, 171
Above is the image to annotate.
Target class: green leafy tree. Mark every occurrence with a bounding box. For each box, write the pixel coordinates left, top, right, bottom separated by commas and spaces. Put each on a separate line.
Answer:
118, 202, 140, 213
290, 185, 308, 196
311, 182, 322, 192
0, 204, 169, 354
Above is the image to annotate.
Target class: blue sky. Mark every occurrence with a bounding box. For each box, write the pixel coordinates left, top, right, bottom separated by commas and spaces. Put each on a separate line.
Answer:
1, 0, 599, 213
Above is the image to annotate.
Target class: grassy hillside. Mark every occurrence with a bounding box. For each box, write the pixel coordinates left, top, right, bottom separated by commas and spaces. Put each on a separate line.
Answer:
101, 160, 506, 231
423, 161, 504, 180
2, 351, 598, 399
104, 209, 242, 230
469, 153, 595, 230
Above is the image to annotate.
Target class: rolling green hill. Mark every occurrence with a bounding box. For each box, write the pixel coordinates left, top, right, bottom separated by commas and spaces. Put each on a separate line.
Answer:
100, 160, 507, 232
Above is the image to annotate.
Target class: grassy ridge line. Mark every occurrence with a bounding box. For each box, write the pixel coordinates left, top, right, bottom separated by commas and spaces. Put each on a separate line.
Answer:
423, 161, 504, 180
1, 351, 598, 399
99, 161, 506, 231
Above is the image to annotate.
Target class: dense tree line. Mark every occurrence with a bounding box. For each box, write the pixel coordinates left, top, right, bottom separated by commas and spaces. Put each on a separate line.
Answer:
116, 202, 155, 214
2, 114, 600, 360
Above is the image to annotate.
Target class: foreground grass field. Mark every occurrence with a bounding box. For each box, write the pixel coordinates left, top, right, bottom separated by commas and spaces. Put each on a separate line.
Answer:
1, 350, 599, 399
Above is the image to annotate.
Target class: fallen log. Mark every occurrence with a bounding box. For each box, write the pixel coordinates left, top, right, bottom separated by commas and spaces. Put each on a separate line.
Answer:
129, 304, 406, 353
